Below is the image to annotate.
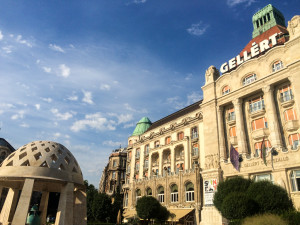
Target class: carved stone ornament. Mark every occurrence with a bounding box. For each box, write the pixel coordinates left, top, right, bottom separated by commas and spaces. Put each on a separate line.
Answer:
182, 118, 188, 125
159, 128, 165, 135
205, 153, 219, 169
288, 15, 300, 39
170, 123, 176, 130
149, 132, 155, 139
205, 65, 220, 84
196, 112, 203, 119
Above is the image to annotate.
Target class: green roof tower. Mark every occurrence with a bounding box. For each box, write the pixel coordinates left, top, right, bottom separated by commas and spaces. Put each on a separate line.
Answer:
132, 117, 152, 136
252, 4, 286, 38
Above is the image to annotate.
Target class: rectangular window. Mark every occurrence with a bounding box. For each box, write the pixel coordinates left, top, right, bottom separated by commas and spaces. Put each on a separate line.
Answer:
251, 117, 268, 130
249, 96, 264, 113
289, 133, 300, 150
144, 159, 149, 169
136, 149, 140, 158
158, 194, 164, 203
272, 61, 283, 72
280, 85, 293, 102
136, 162, 139, 171
192, 144, 199, 156
229, 126, 236, 137
113, 160, 117, 167
255, 174, 273, 182
112, 171, 116, 179
191, 127, 198, 139
291, 170, 300, 192
165, 137, 171, 145
186, 191, 195, 202
178, 132, 184, 140
228, 108, 235, 121
171, 192, 178, 203
284, 108, 297, 121
243, 74, 257, 86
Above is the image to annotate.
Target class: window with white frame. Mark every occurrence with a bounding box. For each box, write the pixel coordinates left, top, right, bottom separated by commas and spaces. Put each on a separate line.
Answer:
289, 133, 300, 150
227, 107, 235, 121
272, 60, 283, 72
157, 186, 164, 203
145, 145, 150, 155
113, 160, 117, 167
243, 74, 257, 86
185, 182, 194, 202
280, 84, 293, 102
290, 170, 300, 192
254, 173, 273, 182
170, 184, 178, 203
144, 159, 149, 169
191, 127, 198, 139
249, 96, 264, 113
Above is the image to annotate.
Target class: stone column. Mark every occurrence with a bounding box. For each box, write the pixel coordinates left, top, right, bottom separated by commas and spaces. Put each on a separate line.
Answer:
139, 147, 144, 178
170, 147, 175, 173
39, 191, 49, 225
55, 182, 74, 225
12, 178, 35, 225
263, 85, 283, 148
148, 152, 152, 178
233, 99, 248, 154
159, 150, 163, 176
217, 106, 227, 160
73, 189, 87, 225
0, 188, 19, 225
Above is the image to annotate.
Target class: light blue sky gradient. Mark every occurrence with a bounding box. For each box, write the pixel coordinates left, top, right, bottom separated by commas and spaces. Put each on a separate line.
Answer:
0, 0, 298, 186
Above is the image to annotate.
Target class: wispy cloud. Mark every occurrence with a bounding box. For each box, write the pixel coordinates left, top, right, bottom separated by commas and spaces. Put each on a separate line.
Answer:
100, 84, 111, 91
68, 95, 78, 101
11, 110, 25, 120
2, 46, 13, 54
103, 140, 124, 147
108, 113, 133, 124
187, 92, 202, 105
43, 67, 52, 73
185, 73, 193, 81
82, 90, 93, 104
16, 35, 32, 47
133, 0, 146, 4
49, 44, 65, 53
51, 108, 73, 120
58, 64, 70, 77
187, 21, 209, 36
41, 97, 52, 103
227, 0, 256, 7
71, 113, 116, 132
0, 31, 3, 40
20, 122, 29, 128
35, 104, 40, 110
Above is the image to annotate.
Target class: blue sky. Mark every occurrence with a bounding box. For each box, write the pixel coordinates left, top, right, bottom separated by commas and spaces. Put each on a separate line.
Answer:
0, 0, 298, 186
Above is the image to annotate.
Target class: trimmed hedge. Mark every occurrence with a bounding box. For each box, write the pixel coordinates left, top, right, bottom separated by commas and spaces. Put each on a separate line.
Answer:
246, 181, 293, 215
281, 210, 300, 225
242, 214, 288, 225
221, 192, 258, 220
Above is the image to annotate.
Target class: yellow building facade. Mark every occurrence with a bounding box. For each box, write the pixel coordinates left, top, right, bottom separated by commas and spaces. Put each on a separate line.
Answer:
123, 6, 300, 225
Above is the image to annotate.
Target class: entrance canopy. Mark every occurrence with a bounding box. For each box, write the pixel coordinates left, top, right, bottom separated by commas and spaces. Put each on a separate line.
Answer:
168, 209, 194, 222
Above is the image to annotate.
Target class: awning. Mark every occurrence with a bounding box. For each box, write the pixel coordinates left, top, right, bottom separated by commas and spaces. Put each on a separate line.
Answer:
168, 209, 194, 222
123, 210, 137, 219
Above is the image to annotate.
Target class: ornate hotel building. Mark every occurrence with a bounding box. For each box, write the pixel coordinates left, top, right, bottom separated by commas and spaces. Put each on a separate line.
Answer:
122, 5, 300, 225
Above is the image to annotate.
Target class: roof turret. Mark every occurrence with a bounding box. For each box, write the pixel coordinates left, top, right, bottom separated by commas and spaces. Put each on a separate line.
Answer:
132, 117, 152, 136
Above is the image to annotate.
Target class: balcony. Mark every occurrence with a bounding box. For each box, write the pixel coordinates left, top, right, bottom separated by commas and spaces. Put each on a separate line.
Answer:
284, 120, 299, 132
280, 94, 294, 108
163, 159, 171, 164
230, 136, 238, 145
176, 156, 184, 161
251, 128, 270, 140
227, 114, 236, 125
250, 106, 265, 119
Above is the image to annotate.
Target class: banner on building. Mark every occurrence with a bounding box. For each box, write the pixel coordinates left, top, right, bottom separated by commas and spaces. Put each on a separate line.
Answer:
204, 179, 218, 205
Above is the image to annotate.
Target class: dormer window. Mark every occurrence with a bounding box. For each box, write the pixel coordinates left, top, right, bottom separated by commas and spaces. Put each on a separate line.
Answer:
243, 74, 257, 86
272, 60, 283, 72
222, 85, 230, 95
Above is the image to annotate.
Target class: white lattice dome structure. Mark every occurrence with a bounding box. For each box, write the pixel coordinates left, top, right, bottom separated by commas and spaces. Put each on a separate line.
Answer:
0, 140, 84, 185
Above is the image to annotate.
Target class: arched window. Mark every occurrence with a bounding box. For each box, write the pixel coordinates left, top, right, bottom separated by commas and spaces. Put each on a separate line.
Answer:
222, 85, 230, 95
165, 136, 171, 145
157, 186, 164, 203
185, 182, 194, 202
136, 189, 141, 202
290, 170, 300, 192
289, 133, 300, 150
243, 74, 257, 86
170, 184, 178, 203
178, 132, 184, 141
155, 140, 160, 148
272, 60, 283, 72
146, 187, 152, 196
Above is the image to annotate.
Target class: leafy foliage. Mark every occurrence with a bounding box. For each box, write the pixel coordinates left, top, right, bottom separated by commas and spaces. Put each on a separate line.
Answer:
155, 205, 170, 224
247, 180, 293, 214
281, 210, 300, 225
221, 192, 258, 220
85, 180, 99, 221
92, 193, 113, 222
136, 196, 161, 221
213, 177, 253, 212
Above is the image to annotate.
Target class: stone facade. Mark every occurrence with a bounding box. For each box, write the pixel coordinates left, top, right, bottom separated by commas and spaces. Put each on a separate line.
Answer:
122, 6, 300, 225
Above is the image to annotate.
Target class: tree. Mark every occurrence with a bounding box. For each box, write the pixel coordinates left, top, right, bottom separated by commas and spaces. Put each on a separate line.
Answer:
92, 193, 112, 222
247, 180, 293, 215
136, 196, 161, 224
213, 177, 253, 212
84, 180, 98, 221
111, 186, 124, 223
155, 205, 170, 224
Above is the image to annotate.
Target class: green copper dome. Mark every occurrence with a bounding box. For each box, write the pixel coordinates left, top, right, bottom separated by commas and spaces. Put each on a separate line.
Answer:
132, 117, 152, 136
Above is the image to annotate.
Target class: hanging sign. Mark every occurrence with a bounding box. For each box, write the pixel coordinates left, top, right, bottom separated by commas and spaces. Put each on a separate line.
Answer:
204, 178, 218, 205
220, 33, 279, 74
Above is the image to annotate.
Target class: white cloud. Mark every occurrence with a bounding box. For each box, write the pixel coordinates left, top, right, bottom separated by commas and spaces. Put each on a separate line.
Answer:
123, 123, 135, 128
100, 84, 111, 91
82, 90, 93, 104
68, 95, 78, 101
11, 110, 25, 120
103, 140, 124, 147
2, 46, 13, 54
51, 108, 73, 120
16, 35, 32, 47
41, 97, 52, 103
109, 113, 133, 124
35, 104, 40, 110
70, 113, 116, 132
49, 44, 65, 53
227, 0, 256, 7
59, 64, 70, 78
20, 122, 29, 128
43, 67, 52, 73
36, 59, 40, 64
185, 73, 193, 81
0, 31, 3, 40
133, 0, 147, 3
187, 21, 209, 36
187, 92, 202, 105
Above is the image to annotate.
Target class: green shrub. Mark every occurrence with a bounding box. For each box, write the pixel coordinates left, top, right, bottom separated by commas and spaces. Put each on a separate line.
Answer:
213, 177, 253, 212
242, 214, 288, 225
221, 192, 258, 220
281, 210, 300, 225
247, 181, 293, 215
